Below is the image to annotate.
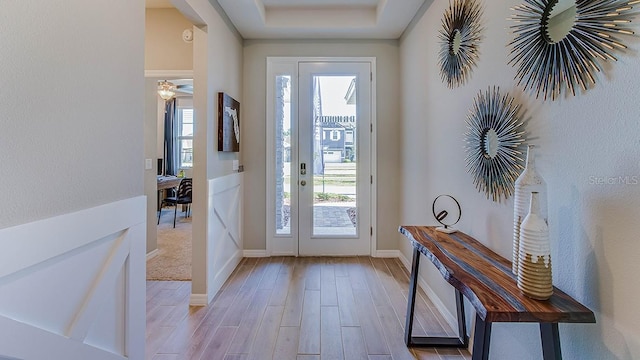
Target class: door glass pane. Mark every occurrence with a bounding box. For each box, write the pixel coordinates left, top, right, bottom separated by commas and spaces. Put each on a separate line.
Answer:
275, 75, 291, 235
312, 76, 357, 236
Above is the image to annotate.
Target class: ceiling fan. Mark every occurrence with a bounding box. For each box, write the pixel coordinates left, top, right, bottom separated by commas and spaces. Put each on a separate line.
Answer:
157, 79, 193, 100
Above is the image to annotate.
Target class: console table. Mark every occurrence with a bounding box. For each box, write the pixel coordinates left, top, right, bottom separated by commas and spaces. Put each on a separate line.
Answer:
399, 226, 595, 360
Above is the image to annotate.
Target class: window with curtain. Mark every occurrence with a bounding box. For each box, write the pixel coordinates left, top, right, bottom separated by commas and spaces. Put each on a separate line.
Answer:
175, 107, 193, 169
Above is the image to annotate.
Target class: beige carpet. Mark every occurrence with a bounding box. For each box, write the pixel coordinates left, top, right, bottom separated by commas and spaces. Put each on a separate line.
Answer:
146, 207, 192, 281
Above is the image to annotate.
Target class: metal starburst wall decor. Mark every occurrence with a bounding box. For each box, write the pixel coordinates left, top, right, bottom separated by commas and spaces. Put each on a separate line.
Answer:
438, 0, 484, 88
508, 0, 637, 100
464, 87, 526, 202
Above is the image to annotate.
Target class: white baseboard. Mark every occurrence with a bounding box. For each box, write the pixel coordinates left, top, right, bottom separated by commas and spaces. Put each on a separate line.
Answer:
397, 250, 412, 269
397, 251, 459, 335
189, 294, 209, 307
373, 250, 401, 258
146, 249, 159, 261
243, 250, 268, 257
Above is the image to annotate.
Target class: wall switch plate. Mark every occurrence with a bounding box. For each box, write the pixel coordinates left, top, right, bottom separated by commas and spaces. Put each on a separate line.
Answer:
145, 158, 153, 170
232, 160, 239, 170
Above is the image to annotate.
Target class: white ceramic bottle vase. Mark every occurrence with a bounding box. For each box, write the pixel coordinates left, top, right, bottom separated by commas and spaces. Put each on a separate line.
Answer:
517, 191, 553, 300
512, 145, 547, 275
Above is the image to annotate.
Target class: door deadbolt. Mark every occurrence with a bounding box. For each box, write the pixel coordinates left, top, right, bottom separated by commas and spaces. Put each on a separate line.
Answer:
300, 163, 307, 175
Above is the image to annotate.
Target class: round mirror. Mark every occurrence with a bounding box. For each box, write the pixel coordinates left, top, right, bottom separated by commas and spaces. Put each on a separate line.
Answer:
482, 128, 499, 158
510, 0, 635, 100
465, 87, 526, 202
543, 0, 577, 44
450, 29, 462, 55
438, 0, 483, 88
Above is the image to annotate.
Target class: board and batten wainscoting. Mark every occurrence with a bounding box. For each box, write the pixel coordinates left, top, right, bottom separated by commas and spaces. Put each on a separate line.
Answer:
0, 197, 146, 360
191, 172, 244, 306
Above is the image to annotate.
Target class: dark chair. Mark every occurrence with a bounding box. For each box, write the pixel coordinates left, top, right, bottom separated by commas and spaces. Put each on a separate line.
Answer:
157, 178, 192, 228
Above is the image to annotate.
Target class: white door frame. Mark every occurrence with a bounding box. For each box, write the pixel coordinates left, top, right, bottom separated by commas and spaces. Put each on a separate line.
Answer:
265, 57, 377, 257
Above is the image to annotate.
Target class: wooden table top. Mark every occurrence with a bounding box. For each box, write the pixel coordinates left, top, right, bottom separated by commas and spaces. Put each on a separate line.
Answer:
399, 225, 596, 324
157, 176, 182, 191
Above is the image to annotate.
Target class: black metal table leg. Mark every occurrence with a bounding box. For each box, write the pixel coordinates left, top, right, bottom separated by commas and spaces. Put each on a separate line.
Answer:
472, 314, 491, 360
404, 246, 468, 348
404, 247, 421, 346
540, 323, 562, 360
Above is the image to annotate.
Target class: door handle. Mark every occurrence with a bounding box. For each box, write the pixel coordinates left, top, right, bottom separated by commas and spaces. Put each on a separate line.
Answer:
300, 180, 307, 186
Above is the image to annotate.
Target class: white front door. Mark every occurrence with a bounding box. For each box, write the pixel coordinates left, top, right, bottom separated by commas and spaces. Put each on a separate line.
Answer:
267, 59, 374, 256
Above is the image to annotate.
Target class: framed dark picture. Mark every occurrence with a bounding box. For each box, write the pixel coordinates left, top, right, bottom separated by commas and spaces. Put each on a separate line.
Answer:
217, 92, 240, 152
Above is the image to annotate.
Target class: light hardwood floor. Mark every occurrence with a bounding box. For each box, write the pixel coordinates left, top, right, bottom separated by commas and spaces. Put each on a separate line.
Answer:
146, 257, 471, 360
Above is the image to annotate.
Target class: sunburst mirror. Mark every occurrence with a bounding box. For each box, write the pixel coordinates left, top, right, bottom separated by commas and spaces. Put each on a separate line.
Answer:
508, 0, 637, 100
438, 0, 484, 88
464, 87, 526, 202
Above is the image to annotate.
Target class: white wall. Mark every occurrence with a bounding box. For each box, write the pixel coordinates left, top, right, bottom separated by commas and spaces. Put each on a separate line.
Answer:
242, 40, 401, 252
171, 0, 243, 299
400, 1, 640, 359
0, 0, 145, 358
0, 1, 144, 229
145, 8, 194, 71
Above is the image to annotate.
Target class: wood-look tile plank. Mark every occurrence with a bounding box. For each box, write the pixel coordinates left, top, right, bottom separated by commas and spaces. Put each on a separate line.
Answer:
305, 258, 321, 290
145, 326, 176, 360
370, 257, 427, 337
347, 259, 369, 291
175, 305, 230, 359
352, 288, 390, 356
320, 306, 343, 360
227, 289, 272, 354
357, 256, 389, 306
258, 256, 284, 290
436, 348, 469, 359
159, 306, 189, 330
221, 258, 270, 326
320, 260, 338, 306
152, 354, 179, 360
382, 258, 450, 337
376, 304, 417, 360
146, 281, 166, 304
297, 356, 320, 360
273, 326, 300, 359
334, 257, 351, 277
157, 306, 210, 354
411, 348, 441, 360
247, 305, 284, 360
335, 276, 359, 327
390, 256, 460, 337
219, 258, 258, 295
368, 356, 393, 360
269, 257, 295, 306
298, 290, 321, 355
198, 326, 236, 360
147, 305, 174, 331
281, 259, 307, 326
223, 355, 248, 360
341, 327, 368, 360
415, 287, 456, 337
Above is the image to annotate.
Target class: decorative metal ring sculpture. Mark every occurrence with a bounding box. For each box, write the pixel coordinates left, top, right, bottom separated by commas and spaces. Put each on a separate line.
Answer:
464, 87, 526, 202
432, 195, 462, 229
508, 0, 636, 100
438, 0, 484, 88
